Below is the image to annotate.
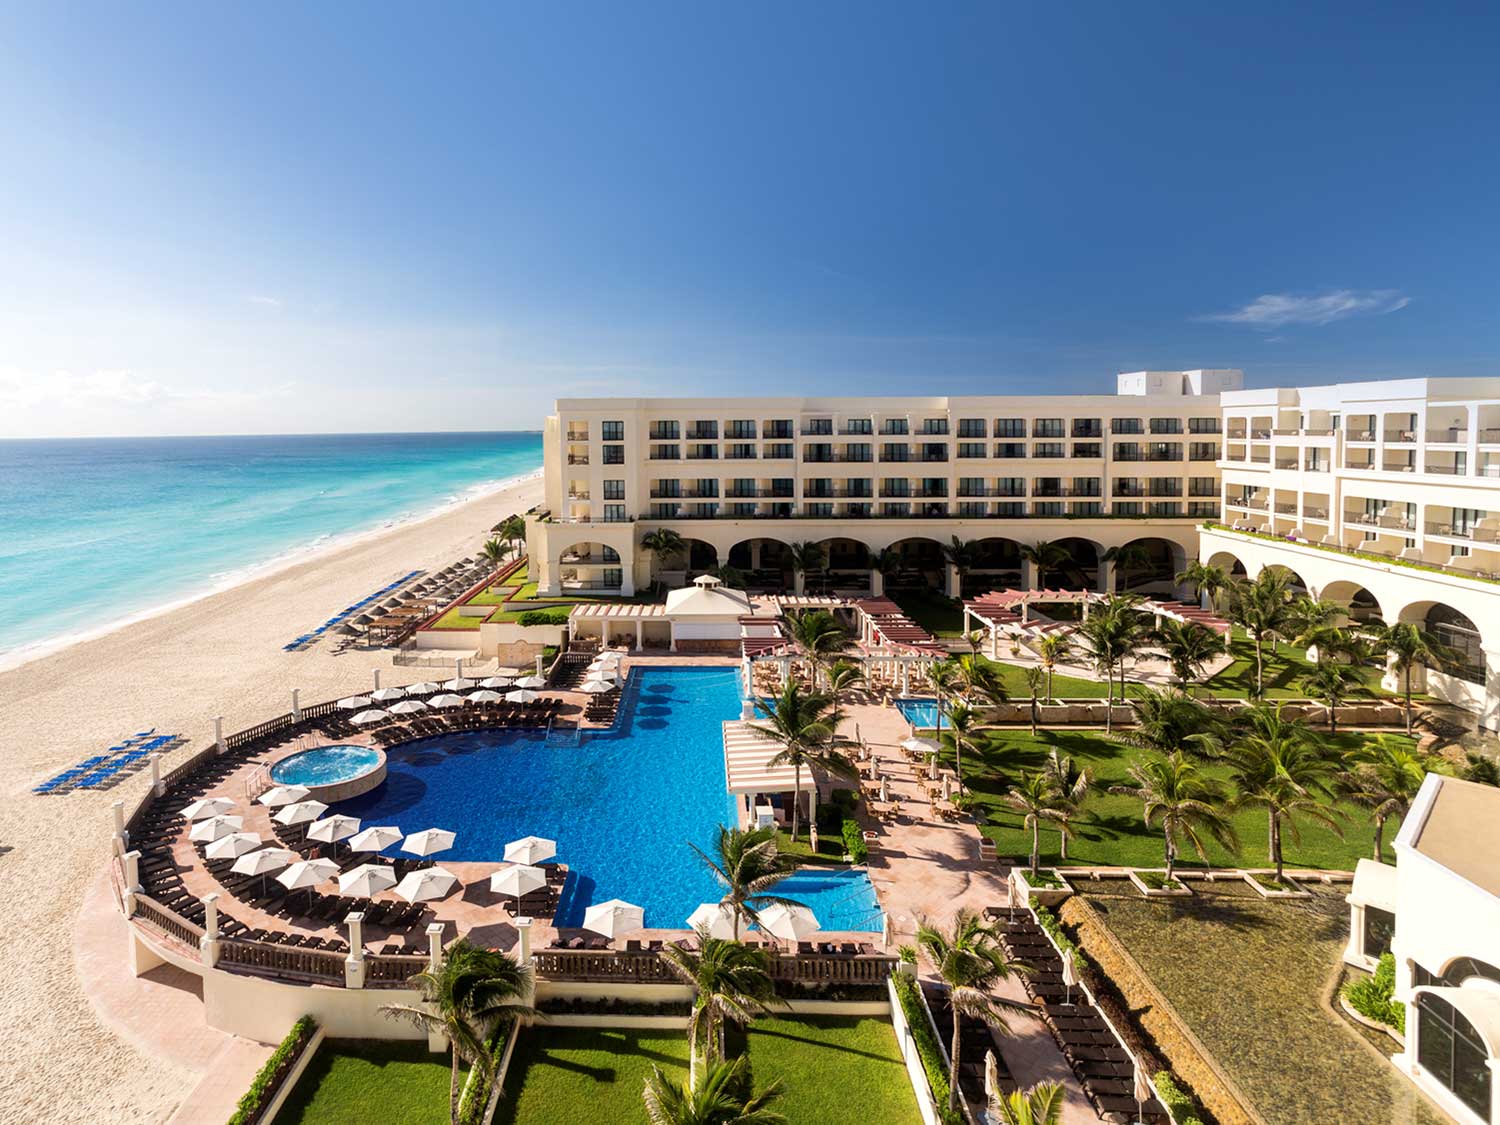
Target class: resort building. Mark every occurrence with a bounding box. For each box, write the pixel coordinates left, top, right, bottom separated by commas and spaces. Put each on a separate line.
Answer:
1346, 774, 1500, 1125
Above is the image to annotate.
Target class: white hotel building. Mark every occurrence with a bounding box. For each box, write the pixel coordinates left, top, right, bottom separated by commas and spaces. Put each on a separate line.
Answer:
526, 369, 1500, 728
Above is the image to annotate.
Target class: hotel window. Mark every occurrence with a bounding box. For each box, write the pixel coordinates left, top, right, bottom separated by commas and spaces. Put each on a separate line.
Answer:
844, 443, 872, 462
1071, 501, 1103, 516
921, 443, 948, 462
881, 443, 911, 462
726, 420, 756, 440
1033, 501, 1064, 517
882, 502, 911, 517
1416, 993, 1492, 1120
695, 479, 719, 497
769, 478, 796, 497
1114, 478, 1143, 497
1033, 418, 1064, 438
603, 480, 625, 500
881, 478, 911, 497
728, 502, 757, 516
1072, 418, 1102, 437
602, 568, 623, 587
686, 444, 717, 460
601, 421, 624, 441
958, 502, 987, 517
803, 443, 834, 463
1113, 501, 1141, 516
1148, 502, 1181, 516
844, 502, 872, 517
1189, 477, 1217, 497
997, 478, 1026, 496
763, 443, 793, 459
1187, 500, 1219, 518
652, 480, 681, 498
957, 442, 987, 459
649, 421, 680, 440
1189, 417, 1221, 434
688, 421, 718, 440
1033, 442, 1065, 458
995, 502, 1025, 517
843, 418, 873, 435
846, 479, 873, 498
602, 445, 625, 465
958, 418, 987, 438
1427, 605, 1485, 683
1111, 418, 1143, 434
726, 444, 757, 460
649, 444, 680, 460
1073, 443, 1101, 459
995, 442, 1026, 458
1149, 418, 1183, 434
994, 418, 1025, 438
727, 479, 756, 498
880, 419, 910, 435
764, 420, 794, 439
1033, 478, 1061, 497
803, 417, 833, 436
922, 418, 949, 435
1362, 908, 1395, 960
1148, 442, 1182, 461
1149, 479, 1182, 497
650, 503, 679, 518
602, 504, 627, 522
1072, 477, 1100, 497
767, 502, 794, 518
804, 502, 834, 518
1305, 450, 1329, 472
803, 479, 833, 498
1113, 442, 1142, 461
1189, 442, 1219, 461
957, 477, 986, 497
919, 478, 947, 497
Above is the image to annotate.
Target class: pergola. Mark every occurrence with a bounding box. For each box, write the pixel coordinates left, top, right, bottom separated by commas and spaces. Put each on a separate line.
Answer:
721, 719, 816, 829
566, 603, 667, 649
962, 588, 1231, 659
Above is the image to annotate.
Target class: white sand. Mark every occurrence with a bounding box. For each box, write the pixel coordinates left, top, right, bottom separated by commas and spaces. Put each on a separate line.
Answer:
0, 474, 544, 1122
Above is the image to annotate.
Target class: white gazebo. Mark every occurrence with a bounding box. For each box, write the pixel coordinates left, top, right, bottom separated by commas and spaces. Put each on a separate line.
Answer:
568, 575, 755, 652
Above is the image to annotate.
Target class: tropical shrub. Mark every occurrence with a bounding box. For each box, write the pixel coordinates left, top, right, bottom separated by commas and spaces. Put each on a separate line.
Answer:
1344, 953, 1405, 1033
841, 817, 868, 863
892, 973, 963, 1125
227, 1015, 316, 1125
516, 608, 570, 626
1152, 1071, 1205, 1125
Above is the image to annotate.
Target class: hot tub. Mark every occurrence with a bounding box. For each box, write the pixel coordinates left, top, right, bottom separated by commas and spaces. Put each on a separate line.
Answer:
269, 744, 386, 802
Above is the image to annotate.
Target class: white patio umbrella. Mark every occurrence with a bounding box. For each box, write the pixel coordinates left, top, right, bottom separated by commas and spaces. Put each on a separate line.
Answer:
406, 681, 441, 695
489, 864, 547, 900
256, 785, 310, 808
181, 797, 236, 821
388, 699, 428, 715
370, 687, 407, 702
274, 800, 329, 826
337, 695, 373, 710
441, 677, 476, 691
585, 664, 619, 679
468, 690, 506, 703
479, 675, 513, 689
686, 902, 738, 940
402, 827, 456, 857
189, 814, 244, 842
505, 689, 539, 704
593, 650, 623, 664
351, 709, 391, 725
339, 862, 398, 897
582, 898, 645, 938
205, 831, 263, 860
307, 814, 361, 845
348, 825, 403, 853
503, 835, 557, 864
579, 680, 616, 694
232, 846, 298, 896
757, 902, 820, 942
394, 866, 459, 903
277, 858, 340, 909
901, 736, 941, 755
429, 693, 465, 709
513, 674, 546, 689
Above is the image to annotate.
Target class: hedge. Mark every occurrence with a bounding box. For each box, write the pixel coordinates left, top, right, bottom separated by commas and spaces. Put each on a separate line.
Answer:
227, 1015, 317, 1125
841, 817, 868, 863
891, 973, 963, 1125
1153, 1071, 1206, 1125
516, 609, 570, 626
1344, 952, 1405, 1033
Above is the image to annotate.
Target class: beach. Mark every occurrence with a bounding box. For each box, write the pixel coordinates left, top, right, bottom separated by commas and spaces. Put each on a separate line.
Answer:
0, 472, 544, 1123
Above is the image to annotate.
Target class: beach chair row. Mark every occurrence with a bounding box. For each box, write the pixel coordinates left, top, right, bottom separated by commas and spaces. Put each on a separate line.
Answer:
283, 569, 423, 651
33, 732, 180, 794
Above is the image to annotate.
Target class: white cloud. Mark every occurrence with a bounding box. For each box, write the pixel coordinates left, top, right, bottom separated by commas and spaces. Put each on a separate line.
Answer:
1206, 289, 1410, 328
246, 294, 282, 307
0, 368, 295, 411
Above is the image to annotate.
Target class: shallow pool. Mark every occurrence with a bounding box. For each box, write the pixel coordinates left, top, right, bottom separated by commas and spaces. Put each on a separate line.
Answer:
271, 744, 382, 786
894, 697, 946, 730
332, 667, 881, 931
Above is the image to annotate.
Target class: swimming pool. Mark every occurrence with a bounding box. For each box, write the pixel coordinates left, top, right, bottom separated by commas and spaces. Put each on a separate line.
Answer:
272, 745, 382, 786
332, 667, 882, 931
894, 697, 946, 730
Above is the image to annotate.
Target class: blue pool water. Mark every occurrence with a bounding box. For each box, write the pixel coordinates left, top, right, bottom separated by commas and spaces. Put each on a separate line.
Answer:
272, 745, 382, 786
332, 666, 882, 931
894, 697, 946, 730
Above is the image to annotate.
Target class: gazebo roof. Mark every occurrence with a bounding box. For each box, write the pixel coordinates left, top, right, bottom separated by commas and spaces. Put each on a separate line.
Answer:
664, 574, 754, 618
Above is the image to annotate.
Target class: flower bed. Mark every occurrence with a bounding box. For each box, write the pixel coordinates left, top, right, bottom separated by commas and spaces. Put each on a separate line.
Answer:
1129, 869, 1192, 897
228, 1015, 318, 1125
1243, 870, 1312, 899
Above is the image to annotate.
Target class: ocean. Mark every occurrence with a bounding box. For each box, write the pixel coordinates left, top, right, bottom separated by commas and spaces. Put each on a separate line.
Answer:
0, 431, 543, 666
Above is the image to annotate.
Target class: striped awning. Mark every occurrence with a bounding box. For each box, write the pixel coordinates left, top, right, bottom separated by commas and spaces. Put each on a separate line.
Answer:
722, 721, 801, 795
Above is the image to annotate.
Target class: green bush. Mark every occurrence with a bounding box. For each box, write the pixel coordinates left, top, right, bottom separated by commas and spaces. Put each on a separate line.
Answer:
1153, 1070, 1205, 1125
891, 973, 962, 1125
228, 1015, 316, 1125
841, 817, 868, 863
516, 609, 570, 626
1343, 953, 1405, 1033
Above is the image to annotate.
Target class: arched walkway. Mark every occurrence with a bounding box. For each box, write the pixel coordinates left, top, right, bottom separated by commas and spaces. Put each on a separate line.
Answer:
1118, 537, 1186, 593
884, 537, 945, 590
1261, 563, 1312, 597
1050, 538, 1101, 590
726, 537, 794, 583
1205, 550, 1251, 580
969, 537, 1024, 595
1399, 601, 1488, 685
1319, 580, 1387, 624
556, 540, 624, 591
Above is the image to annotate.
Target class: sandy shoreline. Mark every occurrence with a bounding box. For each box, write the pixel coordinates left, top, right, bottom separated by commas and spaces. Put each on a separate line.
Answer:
0, 472, 544, 1123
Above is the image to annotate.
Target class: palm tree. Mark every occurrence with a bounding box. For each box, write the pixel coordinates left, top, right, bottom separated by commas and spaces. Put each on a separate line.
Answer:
380, 939, 535, 1125
1176, 560, 1228, 609
1288, 596, 1345, 663
1123, 687, 1220, 757
1152, 619, 1225, 691
497, 513, 527, 557
662, 932, 782, 1078
750, 682, 858, 840
990, 1079, 1066, 1125
942, 536, 978, 596
1022, 666, 1043, 734
643, 1056, 786, 1124
1301, 662, 1365, 733
1077, 597, 1143, 729
783, 609, 847, 689
708, 563, 748, 590
787, 540, 827, 593
1021, 540, 1072, 588
1340, 736, 1434, 860
1111, 752, 1238, 879
1041, 747, 1093, 862
1036, 634, 1072, 704
1223, 705, 1342, 880
1005, 772, 1068, 874
480, 537, 507, 573
1225, 570, 1294, 696
641, 528, 688, 591
942, 701, 985, 788
869, 548, 899, 592
915, 911, 1030, 1113
1464, 753, 1500, 788
938, 653, 1010, 707
1372, 621, 1450, 733
689, 826, 797, 939
1101, 542, 1151, 592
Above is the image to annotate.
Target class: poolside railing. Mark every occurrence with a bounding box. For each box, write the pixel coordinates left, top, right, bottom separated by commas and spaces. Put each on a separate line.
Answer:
133, 894, 206, 951
217, 939, 347, 985
533, 947, 899, 985
365, 953, 430, 987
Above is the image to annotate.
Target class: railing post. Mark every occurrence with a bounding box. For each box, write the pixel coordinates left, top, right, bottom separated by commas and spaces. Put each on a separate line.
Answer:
516, 916, 534, 980
122, 849, 142, 915
214, 715, 225, 755
373, 668, 381, 691
344, 911, 366, 988
112, 799, 127, 854
200, 893, 221, 966
149, 752, 165, 797
426, 922, 448, 1053
291, 688, 302, 720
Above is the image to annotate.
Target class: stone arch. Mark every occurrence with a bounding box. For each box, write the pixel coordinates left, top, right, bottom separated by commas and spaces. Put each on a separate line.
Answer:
1260, 562, 1312, 598
881, 536, 946, 591
1318, 580, 1389, 625
1047, 537, 1102, 590
725, 537, 796, 585
555, 540, 625, 592
1205, 550, 1252, 580
1398, 600, 1488, 685
1118, 536, 1188, 593
969, 537, 1024, 595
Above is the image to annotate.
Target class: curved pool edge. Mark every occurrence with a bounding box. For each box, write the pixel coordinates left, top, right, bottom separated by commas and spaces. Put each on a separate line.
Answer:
269, 744, 387, 803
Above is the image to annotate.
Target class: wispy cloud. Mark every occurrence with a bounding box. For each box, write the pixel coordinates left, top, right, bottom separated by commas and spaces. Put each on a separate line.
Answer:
246, 294, 282, 307
0, 368, 295, 409
1205, 289, 1410, 328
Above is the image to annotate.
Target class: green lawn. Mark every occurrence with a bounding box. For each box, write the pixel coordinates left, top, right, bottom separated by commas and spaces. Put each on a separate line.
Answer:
465, 587, 519, 605
889, 589, 967, 637
1202, 633, 1391, 700
278, 1039, 465, 1124
430, 606, 486, 630
492, 1028, 689, 1125
952, 727, 1410, 872
745, 1017, 919, 1125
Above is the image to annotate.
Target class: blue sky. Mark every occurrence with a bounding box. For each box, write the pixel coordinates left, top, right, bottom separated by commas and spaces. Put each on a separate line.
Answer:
1, 3, 1496, 436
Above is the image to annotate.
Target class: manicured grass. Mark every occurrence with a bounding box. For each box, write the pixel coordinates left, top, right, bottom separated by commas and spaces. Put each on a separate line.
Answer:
890, 589, 967, 637
492, 1028, 690, 1125
278, 1039, 465, 1124
1202, 632, 1390, 700
775, 828, 850, 865
430, 606, 484, 630
745, 1017, 919, 1125
952, 727, 1411, 872
1075, 880, 1446, 1124
465, 587, 519, 605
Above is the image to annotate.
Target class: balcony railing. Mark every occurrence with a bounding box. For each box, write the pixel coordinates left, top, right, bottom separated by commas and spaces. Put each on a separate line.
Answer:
566, 455, 590, 465
1426, 523, 1498, 542
1384, 430, 1417, 443
1303, 507, 1330, 521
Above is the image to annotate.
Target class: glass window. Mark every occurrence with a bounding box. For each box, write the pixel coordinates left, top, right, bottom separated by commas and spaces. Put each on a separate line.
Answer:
1416, 993, 1492, 1120
1150, 418, 1183, 434
602, 504, 626, 522
602, 480, 624, 500
994, 418, 1025, 438
1033, 442, 1065, 458
922, 418, 949, 435
601, 421, 624, 441
1112, 418, 1144, 434
995, 443, 1026, 458
649, 421, 679, 440
844, 443, 872, 462
1033, 418, 1064, 438
881, 419, 910, 435
1427, 605, 1484, 684
958, 442, 987, 458
844, 418, 873, 435
958, 418, 987, 438
1363, 908, 1395, 959
602, 445, 625, 465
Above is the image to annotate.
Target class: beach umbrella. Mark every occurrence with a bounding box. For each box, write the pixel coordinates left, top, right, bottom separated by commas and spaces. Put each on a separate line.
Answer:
353, 613, 375, 625
337, 695, 373, 710
351, 709, 391, 725
370, 687, 407, 702
686, 902, 738, 940
394, 866, 459, 904
232, 846, 298, 897
388, 699, 428, 715
205, 831, 263, 860
339, 862, 398, 897
901, 736, 941, 755
495, 666, 524, 678
256, 785, 310, 808
406, 681, 441, 695
442, 677, 476, 691
181, 797, 236, 821
468, 690, 505, 703
757, 902, 819, 942
579, 680, 615, 694
274, 800, 329, 826
307, 814, 361, 845
348, 825, 403, 853
479, 676, 513, 689
403, 828, 456, 857
336, 624, 362, 637
429, 693, 465, 709
505, 689, 539, 704
593, 650, 623, 665
879, 777, 890, 803
583, 899, 645, 938
513, 675, 545, 689
489, 864, 547, 901
189, 815, 244, 842
504, 836, 557, 864
277, 858, 340, 910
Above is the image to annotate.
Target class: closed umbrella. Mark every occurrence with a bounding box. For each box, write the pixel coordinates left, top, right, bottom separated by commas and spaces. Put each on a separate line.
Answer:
307, 814, 361, 845
274, 800, 329, 826
489, 864, 547, 901
468, 690, 505, 703
339, 863, 398, 897
395, 866, 459, 903
686, 902, 738, 940
406, 682, 441, 695
388, 699, 428, 715
370, 687, 407, 702
348, 825, 403, 853
505, 689, 539, 704
582, 899, 645, 938
442, 677, 476, 691
757, 902, 819, 943
189, 814, 244, 842
257, 785, 310, 808
579, 680, 615, 694
479, 676, 513, 689
429, 693, 465, 709
352, 709, 391, 725
205, 831, 262, 860
181, 797, 236, 821
403, 828, 456, 857
504, 836, 557, 864
337, 696, 373, 710
513, 675, 546, 689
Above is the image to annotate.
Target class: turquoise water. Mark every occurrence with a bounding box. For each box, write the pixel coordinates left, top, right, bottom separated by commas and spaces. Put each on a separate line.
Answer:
894, 697, 946, 729
271, 745, 383, 786
0, 432, 542, 661
333, 666, 883, 931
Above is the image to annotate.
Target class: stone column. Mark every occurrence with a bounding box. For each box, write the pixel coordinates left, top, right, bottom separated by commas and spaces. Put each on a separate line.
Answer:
344, 911, 366, 988
373, 669, 382, 690
1021, 559, 1037, 591
1097, 559, 1116, 594
291, 688, 301, 720
200, 893, 221, 967
214, 715, 225, 755
455, 658, 464, 680
669, 624, 678, 653
750, 542, 763, 570
944, 563, 960, 598
794, 569, 806, 595
123, 849, 142, 904
516, 916, 534, 966
601, 619, 611, 648
870, 569, 884, 597
149, 753, 165, 797
536, 653, 545, 675
112, 800, 127, 854
426, 922, 448, 1052
636, 620, 643, 650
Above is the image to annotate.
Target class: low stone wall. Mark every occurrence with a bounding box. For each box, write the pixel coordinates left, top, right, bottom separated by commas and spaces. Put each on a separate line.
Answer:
977, 698, 1406, 728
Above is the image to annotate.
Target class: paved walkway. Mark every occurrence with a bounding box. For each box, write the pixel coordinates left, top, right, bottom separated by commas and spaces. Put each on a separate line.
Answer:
843, 702, 1101, 1123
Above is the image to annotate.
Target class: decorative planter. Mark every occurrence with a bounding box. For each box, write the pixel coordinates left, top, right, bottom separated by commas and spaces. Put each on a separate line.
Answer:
1128, 869, 1193, 898
1011, 867, 1074, 908
1338, 995, 1405, 1046
1243, 871, 1313, 899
